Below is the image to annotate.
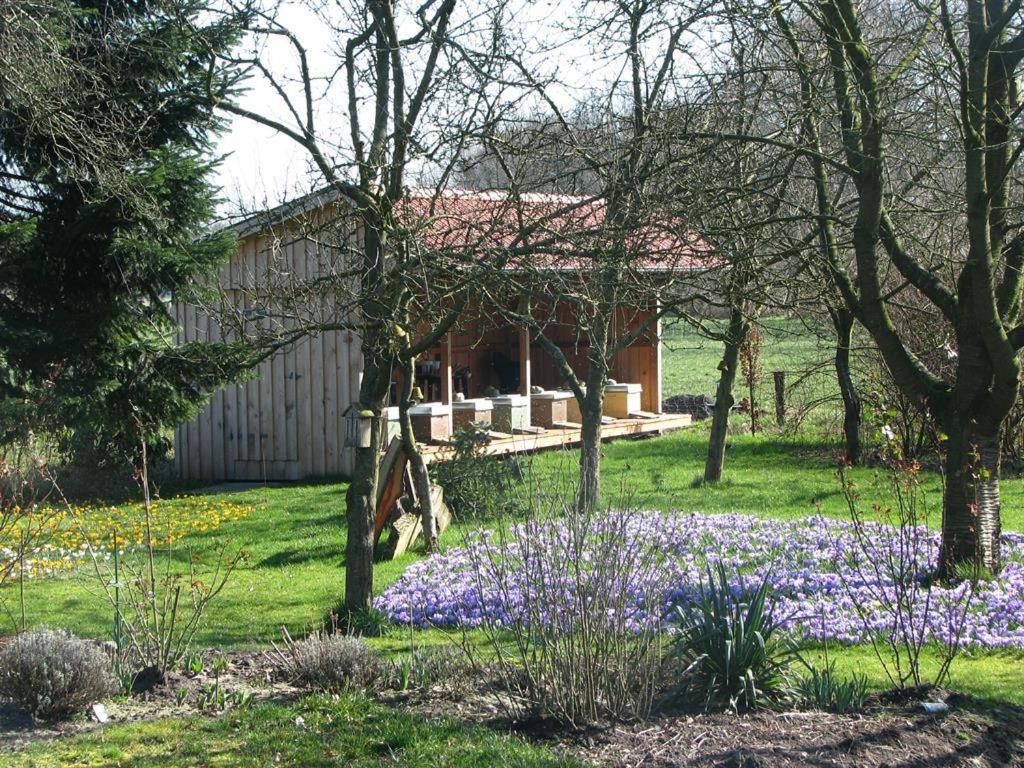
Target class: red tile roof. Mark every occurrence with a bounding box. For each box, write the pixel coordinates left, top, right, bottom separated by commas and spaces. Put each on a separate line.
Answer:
400, 188, 712, 273
226, 186, 712, 273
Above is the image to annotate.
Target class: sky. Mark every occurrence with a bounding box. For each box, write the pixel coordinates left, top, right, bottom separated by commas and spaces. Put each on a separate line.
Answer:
209, 0, 707, 217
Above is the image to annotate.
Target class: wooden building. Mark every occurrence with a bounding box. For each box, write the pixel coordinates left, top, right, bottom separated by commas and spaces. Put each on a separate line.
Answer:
174, 189, 701, 481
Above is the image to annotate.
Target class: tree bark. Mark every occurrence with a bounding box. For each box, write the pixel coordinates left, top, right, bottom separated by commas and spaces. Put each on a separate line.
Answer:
343, 350, 389, 613
831, 308, 862, 464
704, 306, 747, 483
397, 357, 437, 552
343, 221, 392, 614
577, 381, 605, 514
940, 421, 1002, 574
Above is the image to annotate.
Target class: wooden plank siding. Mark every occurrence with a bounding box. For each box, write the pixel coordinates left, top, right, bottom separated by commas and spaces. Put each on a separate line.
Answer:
174, 221, 360, 482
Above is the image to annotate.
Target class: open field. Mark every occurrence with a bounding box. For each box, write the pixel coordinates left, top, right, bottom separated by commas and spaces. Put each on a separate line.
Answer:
660, 316, 839, 399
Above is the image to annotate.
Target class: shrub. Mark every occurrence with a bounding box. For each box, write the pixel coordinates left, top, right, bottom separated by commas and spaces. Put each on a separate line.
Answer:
432, 424, 526, 521
0, 629, 117, 721
77, 451, 243, 689
0, 436, 61, 601
670, 563, 792, 712
462, 492, 668, 727
276, 630, 384, 692
835, 458, 974, 689
794, 658, 868, 714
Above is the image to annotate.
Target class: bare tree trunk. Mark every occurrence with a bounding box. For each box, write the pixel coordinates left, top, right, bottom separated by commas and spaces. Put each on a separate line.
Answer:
576, 299, 615, 513
397, 357, 437, 552
343, 347, 390, 613
577, 382, 605, 514
831, 308, 862, 464
941, 421, 1002, 574
704, 306, 747, 483
343, 221, 392, 614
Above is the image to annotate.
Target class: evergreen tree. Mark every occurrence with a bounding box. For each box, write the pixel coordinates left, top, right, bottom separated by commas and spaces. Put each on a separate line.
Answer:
0, 0, 251, 463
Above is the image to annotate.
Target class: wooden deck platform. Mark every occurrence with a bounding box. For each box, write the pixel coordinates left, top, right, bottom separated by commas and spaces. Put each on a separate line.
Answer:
421, 412, 692, 464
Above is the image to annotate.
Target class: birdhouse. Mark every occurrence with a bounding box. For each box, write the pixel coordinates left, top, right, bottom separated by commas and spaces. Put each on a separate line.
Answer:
344, 406, 374, 448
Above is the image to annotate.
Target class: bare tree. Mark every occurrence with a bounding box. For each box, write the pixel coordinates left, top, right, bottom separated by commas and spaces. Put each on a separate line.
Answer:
761, 0, 1024, 571
481, 0, 712, 511
664, 38, 799, 483
210, 0, 515, 612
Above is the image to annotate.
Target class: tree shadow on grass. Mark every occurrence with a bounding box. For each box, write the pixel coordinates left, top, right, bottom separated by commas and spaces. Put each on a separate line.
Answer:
257, 544, 340, 569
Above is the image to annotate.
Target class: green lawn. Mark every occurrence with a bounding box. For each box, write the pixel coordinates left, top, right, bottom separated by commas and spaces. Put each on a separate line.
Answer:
660, 316, 836, 398
9, 481, 475, 647
533, 428, 1024, 530
7, 693, 580, 768
7, 426, 1023, 705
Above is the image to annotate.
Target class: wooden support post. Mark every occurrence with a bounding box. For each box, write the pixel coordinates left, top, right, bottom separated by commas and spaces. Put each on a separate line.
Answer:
773, 370, 786, 426
519, 325, 531, 396
653, 298, 663, 413
440, 333, 453, 434
519, 323, 532, 422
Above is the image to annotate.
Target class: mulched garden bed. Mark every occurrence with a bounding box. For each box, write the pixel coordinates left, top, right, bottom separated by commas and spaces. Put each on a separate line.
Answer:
2, 648, 1022, 767
388, 681, 1024, 767
565, 698, 1024, 767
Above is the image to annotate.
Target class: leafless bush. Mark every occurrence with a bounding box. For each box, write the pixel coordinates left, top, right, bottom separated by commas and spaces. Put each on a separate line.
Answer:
0, 629, 116, 721
463, 484, 668, 727
861, 364, 942, 463
274, 629, 385, 692
73, 439, 242, 688
835, 458, 974, 689
0, 436, 60, 629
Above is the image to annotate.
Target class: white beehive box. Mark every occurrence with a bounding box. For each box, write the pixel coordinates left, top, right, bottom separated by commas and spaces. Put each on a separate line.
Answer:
604, 382, 642, 418
409, 402, 452, 444
451, 397, 493, 430
490, 394, 530, 433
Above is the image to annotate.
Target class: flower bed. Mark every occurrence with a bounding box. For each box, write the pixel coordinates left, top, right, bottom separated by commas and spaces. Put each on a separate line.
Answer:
376, 512, 1024, 648
0, 498, 253, 580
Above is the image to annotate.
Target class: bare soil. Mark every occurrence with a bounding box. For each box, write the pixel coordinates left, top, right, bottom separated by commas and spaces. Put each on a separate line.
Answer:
564, 699, 1024, 767
390, 682, 1024, 767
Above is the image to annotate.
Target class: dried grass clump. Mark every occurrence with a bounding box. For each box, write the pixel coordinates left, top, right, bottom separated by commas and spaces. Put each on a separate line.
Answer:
0, 629, 117, 721
277, 631, 384, 692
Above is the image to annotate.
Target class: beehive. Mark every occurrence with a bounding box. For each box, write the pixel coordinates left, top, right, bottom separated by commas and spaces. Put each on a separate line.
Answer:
530, 390, 573, 428
491, 394, 530, 433
604, 383, 642, 418
451, 398, 493, 430
409, 402, 452, 443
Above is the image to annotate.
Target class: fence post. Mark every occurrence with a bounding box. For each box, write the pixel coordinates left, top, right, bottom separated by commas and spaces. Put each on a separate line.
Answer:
773, 371, 786, 426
